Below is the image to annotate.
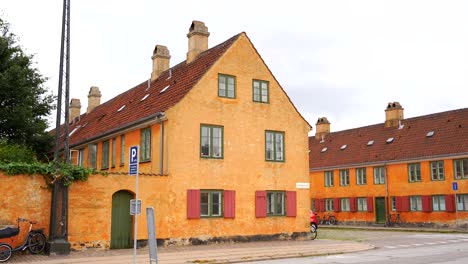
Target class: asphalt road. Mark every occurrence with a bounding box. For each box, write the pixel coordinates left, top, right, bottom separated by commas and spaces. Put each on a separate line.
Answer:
247, 230, 468, 264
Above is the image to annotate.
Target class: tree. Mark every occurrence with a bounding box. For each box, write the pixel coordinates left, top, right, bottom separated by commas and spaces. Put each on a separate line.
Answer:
0, 18, 55, 159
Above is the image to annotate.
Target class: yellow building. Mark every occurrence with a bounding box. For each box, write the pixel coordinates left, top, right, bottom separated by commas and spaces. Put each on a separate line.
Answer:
53, 21, 311, 249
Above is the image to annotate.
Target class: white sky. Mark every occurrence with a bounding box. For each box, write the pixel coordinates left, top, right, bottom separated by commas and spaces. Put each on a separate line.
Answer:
1, 0, 467, 133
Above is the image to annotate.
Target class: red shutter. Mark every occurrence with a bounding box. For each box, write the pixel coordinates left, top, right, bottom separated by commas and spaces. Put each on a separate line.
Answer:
334, 198, 341, 212
395, 196, 402, 212
255, 191, 267, 218
367, 197, 374, 212
401, 196, 410, 212
350, 197, 357, 212
224, 190, 236, 218
286, 191, 297, 217
445, 194, 456, 212
187, 189, 200, 219
422, 195, 432, 212
318, 199, 325, 212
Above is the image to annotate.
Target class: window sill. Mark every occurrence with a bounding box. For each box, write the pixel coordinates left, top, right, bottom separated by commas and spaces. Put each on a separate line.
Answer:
139, 160, 151, 164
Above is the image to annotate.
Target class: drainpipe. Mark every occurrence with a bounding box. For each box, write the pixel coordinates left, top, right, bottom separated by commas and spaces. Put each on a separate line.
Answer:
156, 112, 165, 176
385, 163, 389, 225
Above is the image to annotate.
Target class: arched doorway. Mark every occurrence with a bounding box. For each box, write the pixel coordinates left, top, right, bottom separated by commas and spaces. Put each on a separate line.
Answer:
111, 190, 133, 249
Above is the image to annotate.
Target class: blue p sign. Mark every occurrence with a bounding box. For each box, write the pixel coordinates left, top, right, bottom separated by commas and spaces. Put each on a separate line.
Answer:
130, 146, 138, 165
453, 182, 458, 191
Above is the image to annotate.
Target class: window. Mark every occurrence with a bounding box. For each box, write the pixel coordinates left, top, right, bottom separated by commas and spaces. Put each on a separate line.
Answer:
101, 141, 110, 169
356, 168, 367, 185
408, 163, 421, 182
324, 171, 334, 187
373, 166, 385, 184
325, 199, 334, 211
78, 149, 84, 167
267, 191, 285, 216
432, 195, 446, 211
390, 197, 396, 211
200, 125, 223, 158
357, 198, 367, 211
140, 128, 151, 162
111, 138, 116, 168
265, 131, 284, 162
410, 196, 422, 211
430, 161, 444, 181
339, 169, 350, 186
120, 135, 125, 166
457, 194, 468, 211
253, 79, 269, 103
341, 198, 350, 211
311, 199, 316, 212
218, 74, 236, 98
454, 159, 468, 179
200, 190, 223, 217
88, 143, 97, 169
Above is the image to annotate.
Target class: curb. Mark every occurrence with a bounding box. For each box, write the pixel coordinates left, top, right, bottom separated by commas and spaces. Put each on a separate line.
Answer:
319, 225, 468, 234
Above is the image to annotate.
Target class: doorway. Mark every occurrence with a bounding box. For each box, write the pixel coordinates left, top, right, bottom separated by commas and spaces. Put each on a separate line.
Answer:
375, 197, 386, 224
111, 190, 133, 249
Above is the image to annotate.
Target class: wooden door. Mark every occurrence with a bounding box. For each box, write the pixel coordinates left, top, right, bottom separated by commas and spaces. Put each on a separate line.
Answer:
111, 190, 132, 249
375, 197, 386, 223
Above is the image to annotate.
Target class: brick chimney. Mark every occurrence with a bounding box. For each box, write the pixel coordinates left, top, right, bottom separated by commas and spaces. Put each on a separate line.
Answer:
315, 117, 330, 140
69, 98, 81, 123
385, 102, 404, 128
186, 21, 209, 63
87, 86, 101, 113
151, 45, 171, 81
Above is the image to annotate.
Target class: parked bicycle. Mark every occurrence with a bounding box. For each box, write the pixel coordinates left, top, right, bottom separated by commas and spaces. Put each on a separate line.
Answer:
0, 218, 47, 262
386, 213, 404, 227
318, 212, 336, 225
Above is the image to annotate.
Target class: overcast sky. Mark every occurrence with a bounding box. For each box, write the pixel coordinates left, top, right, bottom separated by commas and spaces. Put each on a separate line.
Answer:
2, 0, 467, 133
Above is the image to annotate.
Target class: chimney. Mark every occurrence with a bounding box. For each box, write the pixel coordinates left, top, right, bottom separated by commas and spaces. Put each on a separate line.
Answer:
151, 45, 171, 81
385, 102, 404, 128
186, 21, 210, 63
69, 98, 81, 123
87, 86, 102, 113
315, 117, 331, 140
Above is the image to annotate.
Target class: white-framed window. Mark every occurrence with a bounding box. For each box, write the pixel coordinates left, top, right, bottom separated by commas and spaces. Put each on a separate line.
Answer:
78, 149, 84, 166
408, 163, 421, 182
410, 196, 422, 211
373, 166, 385, 184
356, 168, 367, 185
432, 195, 446, 211
430, 161, 444, 181
340, 169, 350, 186
341, 198, 350, 211
357, 197, 367, 211
391, 197, 396, 211
457, 194, 468, 211
325, 198, 334, 211
325, 171, 334, 187
454, 159, 468, 179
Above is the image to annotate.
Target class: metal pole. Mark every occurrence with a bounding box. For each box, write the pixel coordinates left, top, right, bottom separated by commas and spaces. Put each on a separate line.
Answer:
134, 161, 139, 264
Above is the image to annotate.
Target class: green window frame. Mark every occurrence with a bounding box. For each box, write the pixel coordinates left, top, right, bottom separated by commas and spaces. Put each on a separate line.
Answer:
140, 128, 151, 162
454, 159, 468, 179
218, 74, 236, 99
357, 197, 368, 211
408, 163, 421, 182
267, 191, 285, 216
373, 166, 385, 184
87, 143, 97, 169
101, 140, 110, 169
111, 138, 116, 168
341, 198, 350, 211
265, 130, 285, 162
457, 194, 468, 211
324, 171, 334, 187
78, 149, 84, 167
200, 190, 223, 217
356, 168, 367, 185
120, 135, 125, 166
253, 79, 269, 103
410, 196, 422, 211
325, 198, 334, 211
339, 169, 350, 186
432, 195, 446, 211
200, 125, 224, 159
430, 161, 445, 181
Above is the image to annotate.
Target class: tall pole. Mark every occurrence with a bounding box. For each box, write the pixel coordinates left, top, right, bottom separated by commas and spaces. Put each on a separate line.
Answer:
49, 0, 71, 255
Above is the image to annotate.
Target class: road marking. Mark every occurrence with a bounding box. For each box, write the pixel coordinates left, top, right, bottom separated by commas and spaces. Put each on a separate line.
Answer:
439, 241, 449, 244
384, 246, 397, 249
411, 244, 424, 246
447, 240, 459, 242
425, 242, 437, 245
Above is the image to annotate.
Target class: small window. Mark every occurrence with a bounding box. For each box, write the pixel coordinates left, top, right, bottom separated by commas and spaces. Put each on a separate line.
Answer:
140, 128, 151, 162
88, 143, 97, 169
101, 140, 110, 169
265, 131, 285, 162
341, 198, 350, 211
356, 168, 367, 185
253, 80, 269, 103
339, 169, 350, 186
325, 198, 334, 211
386, 137, 394, 143
160, 85, 170, 93
410, 196, 422, 211
267, 191, 285, 216
408, 163, 421, 182
120, 135, 125, 166
324, 171, 334, 187
78, 149, 84, 166
218, 74, 236, 98
200, 190, 223, 217
117, 105, 126, 112
454, 159, 468, 179
141, 94, 150, 101
321, 147, 328, 153
357, 197, 368, 211
367, 140, 374, 146
432, 195, 446, 211
373, 166, 385, 184
457, 194, 468, 211
426, 131, 435, 137
340, 144, 347, 150
200, 125, 224, 158
390, 197, 396, 211
111, 138, 116, 168
430, 161, 444, 181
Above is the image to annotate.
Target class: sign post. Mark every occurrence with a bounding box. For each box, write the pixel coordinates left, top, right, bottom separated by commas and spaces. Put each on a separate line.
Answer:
129, 146, 139, 264
146, 207, 158, 264
453, 182, 458, 228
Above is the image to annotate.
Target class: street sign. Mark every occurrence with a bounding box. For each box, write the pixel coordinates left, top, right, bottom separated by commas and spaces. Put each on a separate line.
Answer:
130, 199, 142, 215
453, 182, 458, 191
129, 146, 139, 175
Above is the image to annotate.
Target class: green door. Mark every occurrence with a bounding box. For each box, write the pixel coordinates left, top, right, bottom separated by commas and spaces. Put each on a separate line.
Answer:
375, 197, 386, 223
111, 190, 133, 249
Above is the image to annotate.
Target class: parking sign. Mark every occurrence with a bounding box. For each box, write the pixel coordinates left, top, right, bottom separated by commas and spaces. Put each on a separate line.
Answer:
129, 146, 139, 175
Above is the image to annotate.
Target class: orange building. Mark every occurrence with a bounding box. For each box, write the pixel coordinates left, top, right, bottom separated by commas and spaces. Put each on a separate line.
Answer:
33, 21, 310, 249
309, 103, 468, 227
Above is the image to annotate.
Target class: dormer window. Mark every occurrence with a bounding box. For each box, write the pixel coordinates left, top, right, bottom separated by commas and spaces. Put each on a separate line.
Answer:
340, 144, 347, 150
321, 147, 328, 153
253, 79, 269, 103
160, 85, 170, 93
117, 105, 126, 112
386, 137, 394, 143
426, 131, 435, 137
218, 74, 236, 99
367, 140, 374, 146
141, 94, 150, 101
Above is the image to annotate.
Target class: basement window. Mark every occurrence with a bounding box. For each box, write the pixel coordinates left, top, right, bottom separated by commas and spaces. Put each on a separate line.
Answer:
321, 147, 328, 153
340, 144, 347, 150
141, 94, 150, 101
117, 105, 126, 112
426, 131, 435, 137
160, 85, 170, 93
367, 140, 374, 146
386, 137, 394, 143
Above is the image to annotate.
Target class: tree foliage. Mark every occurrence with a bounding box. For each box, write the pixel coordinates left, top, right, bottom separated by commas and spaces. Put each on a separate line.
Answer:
0, 18, 55, 159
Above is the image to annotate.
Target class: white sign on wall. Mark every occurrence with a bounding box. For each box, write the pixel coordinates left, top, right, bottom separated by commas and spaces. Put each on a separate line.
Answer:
296, 182, 310, 189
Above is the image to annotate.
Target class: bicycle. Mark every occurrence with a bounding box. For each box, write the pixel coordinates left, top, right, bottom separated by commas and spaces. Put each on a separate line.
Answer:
386, 213, 404, 227
319, 212, 336, 225
0, 218, 47, 262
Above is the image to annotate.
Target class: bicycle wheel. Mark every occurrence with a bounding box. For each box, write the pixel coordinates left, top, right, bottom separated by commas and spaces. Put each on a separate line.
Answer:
328, 216, 336, 225
0, 243, 12, 262
310, 224, 318, 240
28, 233, 46, 254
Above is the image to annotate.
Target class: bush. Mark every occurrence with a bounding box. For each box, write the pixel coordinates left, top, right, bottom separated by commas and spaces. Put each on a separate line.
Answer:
0, 143, 36, 163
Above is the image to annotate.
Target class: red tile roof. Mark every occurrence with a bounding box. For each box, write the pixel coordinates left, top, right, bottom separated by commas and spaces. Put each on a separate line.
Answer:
309, 108, 468, 170
55, 33, 241, 148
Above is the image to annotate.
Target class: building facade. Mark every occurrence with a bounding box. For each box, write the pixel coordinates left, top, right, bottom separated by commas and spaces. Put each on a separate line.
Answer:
309, 103, 468, 227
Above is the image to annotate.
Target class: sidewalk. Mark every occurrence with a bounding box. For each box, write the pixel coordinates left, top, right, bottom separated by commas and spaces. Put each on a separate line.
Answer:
8, 239, 374, 264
